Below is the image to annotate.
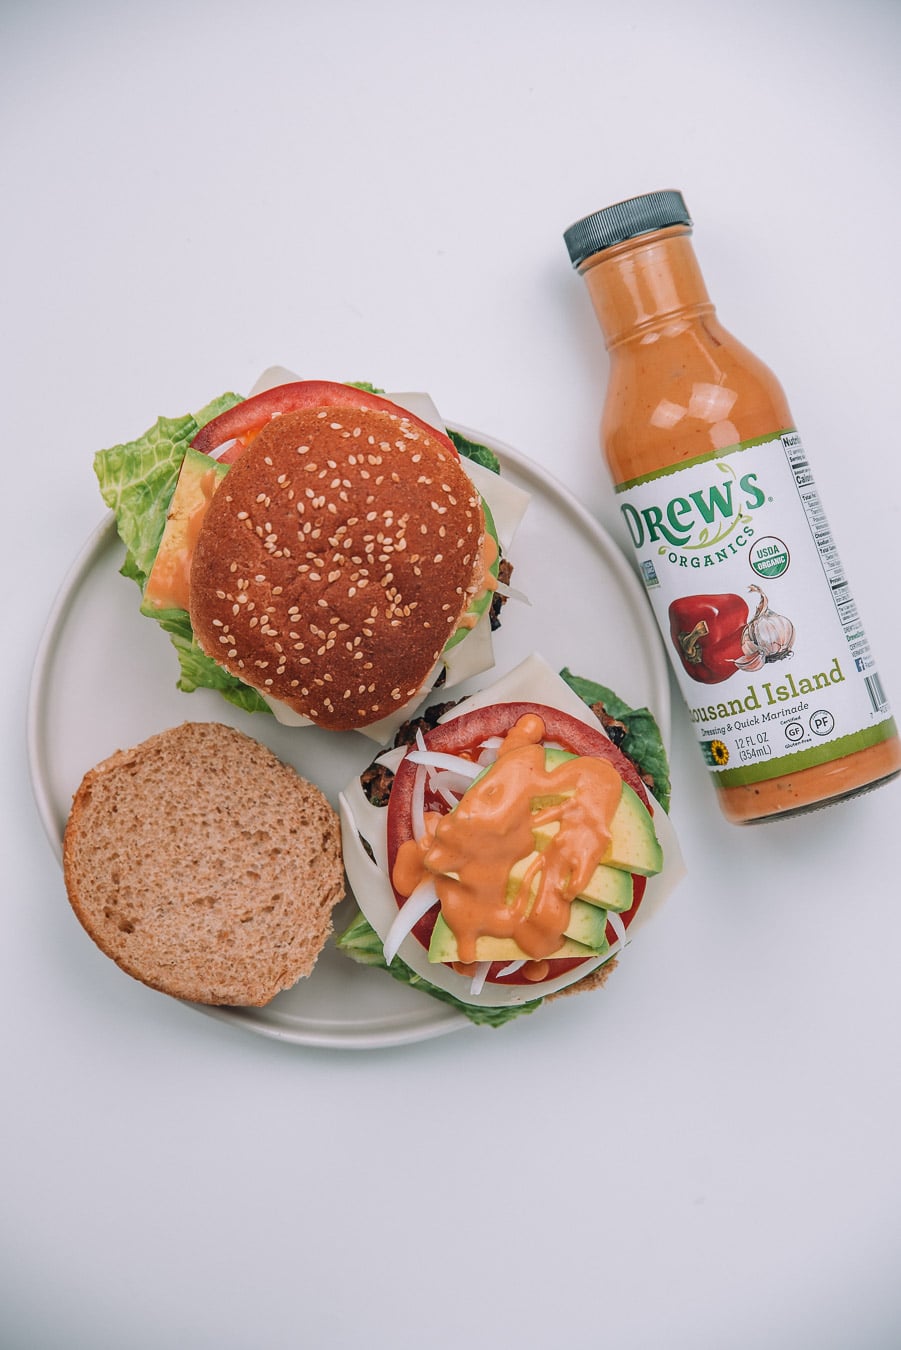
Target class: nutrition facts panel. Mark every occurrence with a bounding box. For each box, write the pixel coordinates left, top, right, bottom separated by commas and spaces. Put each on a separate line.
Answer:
781, 433, 886, 708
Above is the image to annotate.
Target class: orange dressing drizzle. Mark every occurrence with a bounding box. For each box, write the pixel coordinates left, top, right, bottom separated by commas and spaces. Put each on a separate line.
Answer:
392, 713, 623, 963
456, 531, 500, 631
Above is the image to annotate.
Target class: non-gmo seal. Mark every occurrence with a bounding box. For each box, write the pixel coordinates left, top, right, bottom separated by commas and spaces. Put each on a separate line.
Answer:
749, 535, 790, 579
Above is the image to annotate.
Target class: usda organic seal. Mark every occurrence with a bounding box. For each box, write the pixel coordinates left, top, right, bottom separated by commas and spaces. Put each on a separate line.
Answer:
749, 535, 790, 579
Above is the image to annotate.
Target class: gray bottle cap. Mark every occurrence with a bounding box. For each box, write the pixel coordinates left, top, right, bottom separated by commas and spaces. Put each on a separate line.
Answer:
564, 190, 692, 268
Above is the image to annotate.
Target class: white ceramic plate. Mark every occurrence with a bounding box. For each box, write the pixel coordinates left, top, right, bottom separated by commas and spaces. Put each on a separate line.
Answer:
27, 425, 670, 1050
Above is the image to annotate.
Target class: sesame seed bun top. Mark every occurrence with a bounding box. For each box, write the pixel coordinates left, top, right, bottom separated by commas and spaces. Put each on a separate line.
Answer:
189, 405, 487, 731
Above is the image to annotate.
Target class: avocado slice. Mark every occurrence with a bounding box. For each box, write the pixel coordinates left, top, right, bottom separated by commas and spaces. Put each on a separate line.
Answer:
539, 748, 663, 878
143, 446, 229, 613
508, 847, 633, 913
427, 901, 609, 964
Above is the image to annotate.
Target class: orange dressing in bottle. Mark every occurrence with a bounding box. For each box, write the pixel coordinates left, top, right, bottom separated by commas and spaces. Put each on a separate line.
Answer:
564, 190, 900, 823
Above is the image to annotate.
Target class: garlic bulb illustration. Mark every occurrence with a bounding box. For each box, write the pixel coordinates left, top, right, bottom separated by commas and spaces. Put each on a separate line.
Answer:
734, 585, 795, 673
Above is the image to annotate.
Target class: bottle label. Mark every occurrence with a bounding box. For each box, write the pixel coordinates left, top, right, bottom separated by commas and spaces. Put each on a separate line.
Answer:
617, 430, 895, 786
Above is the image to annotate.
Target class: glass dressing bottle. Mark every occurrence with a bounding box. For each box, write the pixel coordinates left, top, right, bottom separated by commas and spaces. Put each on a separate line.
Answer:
564, 190, 900, 823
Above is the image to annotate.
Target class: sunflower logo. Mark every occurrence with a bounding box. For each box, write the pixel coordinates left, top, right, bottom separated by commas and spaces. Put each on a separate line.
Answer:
703, 738, 730, 767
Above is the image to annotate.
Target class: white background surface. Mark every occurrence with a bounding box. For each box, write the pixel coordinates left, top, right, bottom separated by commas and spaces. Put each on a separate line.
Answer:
3, 2, 900, 1346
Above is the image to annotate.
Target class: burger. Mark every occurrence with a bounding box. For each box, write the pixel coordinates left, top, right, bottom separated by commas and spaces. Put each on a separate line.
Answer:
337, 655, 684, 1026
94, 372, 529, 737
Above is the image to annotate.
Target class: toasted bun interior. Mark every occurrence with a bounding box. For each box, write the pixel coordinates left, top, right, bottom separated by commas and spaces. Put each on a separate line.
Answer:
188, 406, 486, 731
62, 722, 345, 1006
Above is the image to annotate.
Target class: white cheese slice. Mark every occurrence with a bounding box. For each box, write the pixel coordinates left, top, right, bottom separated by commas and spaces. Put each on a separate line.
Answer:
437, 651, 601, 731
440, 607, 494, 688
249, 365, 301, 394
338, 654, 686, 1005
463, 455, 530, 556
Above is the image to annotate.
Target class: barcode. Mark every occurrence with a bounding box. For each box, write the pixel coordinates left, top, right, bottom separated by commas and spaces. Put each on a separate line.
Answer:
866, 672, 889, 714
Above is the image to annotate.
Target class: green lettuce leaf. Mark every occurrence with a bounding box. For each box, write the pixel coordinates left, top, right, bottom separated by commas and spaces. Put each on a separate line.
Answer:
94, 393, 242, 588
144, 605, 271, 713
93, 391, 274, 710
559, 667, 671, 812
336, 910, 542, 1028
448, 428, 500, 476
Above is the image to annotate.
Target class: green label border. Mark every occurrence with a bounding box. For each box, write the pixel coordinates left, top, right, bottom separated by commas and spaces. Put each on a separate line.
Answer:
710, 718, 897, 788
615, 428, 795, 494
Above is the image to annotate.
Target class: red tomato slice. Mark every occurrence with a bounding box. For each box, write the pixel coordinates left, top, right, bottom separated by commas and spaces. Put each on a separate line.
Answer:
385, 701, 650, 987
190, 381, 459, 464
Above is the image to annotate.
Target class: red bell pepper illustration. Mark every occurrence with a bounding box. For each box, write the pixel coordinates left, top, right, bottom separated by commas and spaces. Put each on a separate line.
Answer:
668, 592, 749, 684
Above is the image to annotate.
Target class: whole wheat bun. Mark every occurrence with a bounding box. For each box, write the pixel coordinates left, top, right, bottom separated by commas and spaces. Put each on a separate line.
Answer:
188, 405, 486, 732
62, 722, 344, 1006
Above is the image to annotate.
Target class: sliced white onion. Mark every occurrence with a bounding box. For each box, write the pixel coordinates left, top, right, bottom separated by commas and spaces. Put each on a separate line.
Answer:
468, 961, 493, 996
492, 578, 530, 605
607, 909, 628, 953
382, 878, 440, 967
496, 959, 526, 977
411, 761, 427, 842
374, 748, 400, 769
406, 749, 483, 779
426, 770, 468, 808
